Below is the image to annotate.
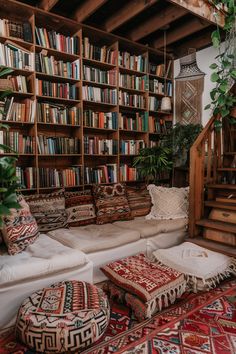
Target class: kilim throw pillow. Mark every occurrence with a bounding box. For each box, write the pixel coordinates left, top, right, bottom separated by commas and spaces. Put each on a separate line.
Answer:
25, 190, 68, 232
2, 195, 39, 255
101, 253, 186, 316
126, 185, 152, 217
146, 185, 189, 220
93, 183, 133, 225
65, 190, 96, 226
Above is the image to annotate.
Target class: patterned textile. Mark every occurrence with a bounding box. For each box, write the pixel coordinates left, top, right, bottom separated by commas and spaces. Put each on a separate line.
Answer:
2, 195, 39, 255
65, 190, 96, 226
93, 183, 133, 225
1, 280, 236, 354
146, 184, 189, 220
126, 185, 151, 217
15, 280, 110, 353
101, 253, 186, 317
25, 190, 68, 232
153, 242, 236, 292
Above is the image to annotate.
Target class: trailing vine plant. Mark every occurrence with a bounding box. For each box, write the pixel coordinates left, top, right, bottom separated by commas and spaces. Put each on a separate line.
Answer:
205, 0, 236, 129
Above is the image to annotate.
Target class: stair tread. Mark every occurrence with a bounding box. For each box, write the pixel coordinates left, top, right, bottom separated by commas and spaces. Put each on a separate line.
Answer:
207, 184, 236, 190
205, 201, 236, 211
196, 219, 236, 233
186, 237, 236, 257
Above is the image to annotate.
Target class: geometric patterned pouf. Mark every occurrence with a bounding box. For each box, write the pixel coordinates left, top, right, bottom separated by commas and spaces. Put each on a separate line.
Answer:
15, 280, 110, 353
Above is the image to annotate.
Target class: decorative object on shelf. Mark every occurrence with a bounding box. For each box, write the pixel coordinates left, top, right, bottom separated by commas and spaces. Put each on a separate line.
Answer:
163, 122, 202, 167
175, 50, 205, 124
133, 145, 172, 184
160, 29, 172, 112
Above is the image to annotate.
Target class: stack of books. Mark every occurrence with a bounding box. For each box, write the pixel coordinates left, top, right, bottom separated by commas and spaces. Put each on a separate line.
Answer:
38, 166, 82, 187
119, 52, 147, 72
149, 79, 164, 95
83, 37, 116, 64
37, 135, 80, 154
119, 112, 148, 131
82, 86, 117, 104
36, 79, 78, 100
37, 102, 80, 125
83, 110, 118, 129
84, 164, 117, 184
0, 131, 34, 153
0, 41, 34, 70
0, 18, 33, 42
119, 74, 148, 91
84, 136, 118, 155
16, 166, 36, 189
120, 139, 145, 155
83, 65, 116, 85
119, 91, 146, 108
149, 61, 172, 78
8, 75, 29, 93
119, 164, 140, 181
0, 97, 35, 122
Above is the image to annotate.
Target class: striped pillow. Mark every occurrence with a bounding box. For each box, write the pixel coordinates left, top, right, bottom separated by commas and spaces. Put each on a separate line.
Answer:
126, 185, 152, 217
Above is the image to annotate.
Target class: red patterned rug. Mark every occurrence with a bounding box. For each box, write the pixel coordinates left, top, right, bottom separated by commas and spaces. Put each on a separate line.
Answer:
1, 279, 236, 354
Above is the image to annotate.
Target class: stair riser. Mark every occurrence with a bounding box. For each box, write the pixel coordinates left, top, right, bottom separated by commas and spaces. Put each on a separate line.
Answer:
209, 208, 236, 224
203, 229, 236, 246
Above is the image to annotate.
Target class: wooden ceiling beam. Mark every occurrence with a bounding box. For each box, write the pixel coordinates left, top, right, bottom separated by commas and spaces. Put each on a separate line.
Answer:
74, 0, 108, 23
152, 17, 210, 49
104, 0, 158, 33
176, 31, 212, 57
128, 5, 187, 42
39, 0, 59, 11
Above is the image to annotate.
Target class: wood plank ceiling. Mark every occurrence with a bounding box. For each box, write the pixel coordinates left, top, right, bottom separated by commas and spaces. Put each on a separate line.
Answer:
17, 0, 218, 58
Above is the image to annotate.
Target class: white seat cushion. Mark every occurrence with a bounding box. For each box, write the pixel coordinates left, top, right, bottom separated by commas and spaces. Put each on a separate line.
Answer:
0, 234, 88, 286
114, 217, 187, 238
48, 224, 140, 253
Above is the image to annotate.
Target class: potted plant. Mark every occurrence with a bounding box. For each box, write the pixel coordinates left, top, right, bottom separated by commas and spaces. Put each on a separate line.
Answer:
163, 123, 203, 167
133, 145, 172, 184
0, 66, 20, 227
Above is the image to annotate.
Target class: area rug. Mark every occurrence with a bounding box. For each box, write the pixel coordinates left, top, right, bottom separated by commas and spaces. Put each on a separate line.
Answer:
0, 279, 235, 354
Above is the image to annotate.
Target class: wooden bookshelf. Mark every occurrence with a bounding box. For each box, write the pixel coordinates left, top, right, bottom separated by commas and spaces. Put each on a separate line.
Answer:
0, 0, 173, 191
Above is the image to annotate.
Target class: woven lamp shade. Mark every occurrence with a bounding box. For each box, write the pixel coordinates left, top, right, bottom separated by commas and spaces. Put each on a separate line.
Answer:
175, 52, 205, 81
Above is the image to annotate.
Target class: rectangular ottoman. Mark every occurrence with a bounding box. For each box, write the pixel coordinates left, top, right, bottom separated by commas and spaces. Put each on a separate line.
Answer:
101, 253, 186, 320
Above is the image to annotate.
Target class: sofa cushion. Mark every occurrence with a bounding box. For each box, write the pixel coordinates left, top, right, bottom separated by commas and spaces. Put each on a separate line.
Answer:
25, 190, 68, 232
146, 185, 189, 220
93, 183, 133, 225
126, 186, 152, 217
2, 195, 39, 255
65, 190, 96, 226
114, 217, 187, 238
48, 224, 140, 253
0, 234, 88, 285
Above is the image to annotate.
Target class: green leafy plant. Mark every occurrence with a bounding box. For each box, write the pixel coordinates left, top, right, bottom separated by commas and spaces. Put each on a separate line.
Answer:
0, 66, 20, 227
133, 145, 172, 184
205, 0, 236, 128
163, 123, 203, 167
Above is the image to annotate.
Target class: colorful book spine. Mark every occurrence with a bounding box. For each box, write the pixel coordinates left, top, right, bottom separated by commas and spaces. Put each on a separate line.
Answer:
84, 164, 117, 184
119, 112, 148, 131
0, 131, 34, 153
1, 97, 35, 122
118, 51, 147, 72
0, 41, 34, 70
37, 102, 80, 125
82, 86, 117, 104
119, 91, 146, 108
83, 110, 118, 129
36, 79, 78, 100
37, 136, 80, 155
120, 139, 145, 155
38, 166, 82, 187
84, 136, 118, 155
119, 74, 148, 91
83, 65, 116, 85
16, 166, 36, 189
82, 37, 116, 64
119, 164, 140, 182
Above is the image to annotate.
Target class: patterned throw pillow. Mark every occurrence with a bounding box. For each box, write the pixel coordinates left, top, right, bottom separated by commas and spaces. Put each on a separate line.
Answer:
146, 185, 189, 220
2, 195, 39, 255
101, 253, 186, 312
93, 183, 133, 225
65, 190, 96, 226
25, 190, 68, 232
126, 185, 152, 217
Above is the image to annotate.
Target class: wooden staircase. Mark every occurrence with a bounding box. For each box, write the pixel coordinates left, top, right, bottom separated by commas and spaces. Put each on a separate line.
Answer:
188, 85, 236, 257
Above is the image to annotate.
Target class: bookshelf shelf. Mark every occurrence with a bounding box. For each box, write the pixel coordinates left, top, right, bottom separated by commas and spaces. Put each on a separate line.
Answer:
0, 0, 173, 191
35, 72, 79, 83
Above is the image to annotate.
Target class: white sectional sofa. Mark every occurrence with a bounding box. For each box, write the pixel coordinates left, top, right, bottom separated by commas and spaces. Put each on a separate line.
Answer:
0, 216, 187, 329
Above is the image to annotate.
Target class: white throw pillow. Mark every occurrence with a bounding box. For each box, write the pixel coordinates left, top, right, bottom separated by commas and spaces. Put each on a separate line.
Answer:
152, 242, 236, 292
146, 185, 189, 220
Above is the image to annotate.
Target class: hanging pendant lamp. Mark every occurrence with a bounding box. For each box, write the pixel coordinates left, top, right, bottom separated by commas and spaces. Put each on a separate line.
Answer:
160, 29, 171, 112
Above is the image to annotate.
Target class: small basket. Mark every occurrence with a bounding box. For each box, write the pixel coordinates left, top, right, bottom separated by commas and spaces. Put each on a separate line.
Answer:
0, 79, 13, 91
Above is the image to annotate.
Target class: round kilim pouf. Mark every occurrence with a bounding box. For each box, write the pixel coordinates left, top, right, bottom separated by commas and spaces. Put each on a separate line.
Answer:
15, 280, 110, 353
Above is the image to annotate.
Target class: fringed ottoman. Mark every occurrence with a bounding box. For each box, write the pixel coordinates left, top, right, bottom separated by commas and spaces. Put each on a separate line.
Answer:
101, 253, 186, 320
15, 280, 110, 353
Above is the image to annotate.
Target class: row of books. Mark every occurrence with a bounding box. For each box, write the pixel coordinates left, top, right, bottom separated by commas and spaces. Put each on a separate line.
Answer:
0, 41, 34, 70
37, 102, 80, 125
166, 82, 173, 97
149, 61, 172, 78
119, 74, 148, 91
84, 136, 118, 155
35, 27, 80, 55
7, 75, 29, 93
119, 164, 140, 182
83, 110, 118, 130
83, 66, 116, 86
82, 86, 117, 104
35, 53, 80, 80
83, 38, 116, 64
149, 79, 165, 95
149, 117, 170, 134
0, 18, 33, 43
36, 79, 78, 100
119, 91, 146, 109
37, 136, 80, 155
16, 166, 36, 189
0, 97, 35, 122
84, 164, 117, 184
119, 112, 148, 132
120, 139, 145, 155
0, 132, 34, 154
149, 96, 160, 111
119, 52, 147, 72
39, 167, 82, 187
